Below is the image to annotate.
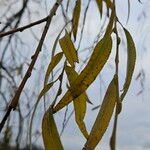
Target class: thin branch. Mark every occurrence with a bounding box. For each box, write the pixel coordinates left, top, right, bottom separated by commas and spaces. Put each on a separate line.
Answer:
0, 17, 48, 38
0, 0, 63, 133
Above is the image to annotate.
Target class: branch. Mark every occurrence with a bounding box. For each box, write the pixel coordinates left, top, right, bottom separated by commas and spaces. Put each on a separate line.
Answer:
0, 17, 48, 38
0, 0, 63, 133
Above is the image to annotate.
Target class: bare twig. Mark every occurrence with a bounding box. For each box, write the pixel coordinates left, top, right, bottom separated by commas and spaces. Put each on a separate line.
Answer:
0, 17, 48, 38
0, 0, 63, 133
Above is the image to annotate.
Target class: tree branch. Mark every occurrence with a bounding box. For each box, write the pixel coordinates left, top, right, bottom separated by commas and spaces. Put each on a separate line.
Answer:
0, 17, 48, 38
0, 0, 63, 133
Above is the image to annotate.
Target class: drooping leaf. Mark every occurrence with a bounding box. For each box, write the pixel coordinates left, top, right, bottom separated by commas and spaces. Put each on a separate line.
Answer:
42, 107, 63, 150
53, 9, 114, 113
105, 0, 113, 9
72, 0, 81, 41
53, 36, 112, 113
44, 52, 63, 85
104, 3, 115, 36
38, 82, 54, 100
120, 28, 136, 101
83, 75, 118, 149
110, 109, 118, 150
59, 31, 79, 67
96, 0, 103, 18
29, 81, 56, 150
65, 66, 88, 139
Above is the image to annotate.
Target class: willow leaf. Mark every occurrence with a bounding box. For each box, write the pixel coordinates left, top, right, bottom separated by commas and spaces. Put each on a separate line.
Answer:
83, 75, 118, 149
38, 82, 54, 100
65, 66, 88, 139
44, 52, 63, 85
72, 0, 81, 41
110, 107, 118, 150
42, 107, 63, 150
105, 0, 113, 9
59, 31, 78, 67
120, 28, 136, 101
53, 9, 114, 113
53, 36, 112, 113
96, 0, 103, 17
69, 36, 112, 99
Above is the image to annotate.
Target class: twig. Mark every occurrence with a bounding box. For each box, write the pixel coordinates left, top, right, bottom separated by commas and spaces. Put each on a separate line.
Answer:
0, 17, 48, 38
0, 0, 63, 133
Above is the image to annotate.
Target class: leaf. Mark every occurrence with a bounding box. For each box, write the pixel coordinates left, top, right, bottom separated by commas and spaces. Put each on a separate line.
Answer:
53, 9, 114, 113
42, 107, 63, 150
29, 81, 56, 150
44, 52, 63, 85
69, 36, 113, 100
72, 0, 81, 41
96, 0, 103, 18
83, 75, 118, 149
59, 31, 79, 67
65, 66, 88, 139
120, 28, 136, 101
110, 107, 118, 150
105, 0, 113, 9
53, 35, 112, 113
38, 82, 54, 100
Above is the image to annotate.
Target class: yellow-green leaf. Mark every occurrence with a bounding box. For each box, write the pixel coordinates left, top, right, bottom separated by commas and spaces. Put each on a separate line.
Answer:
72, 0, 81, 41
96, 0, 103, 18
110, 107, 118, 150
53, 35, 112, 113
29, 81, 55, 148
59, 31, 78, 67
105, 0, 113, 9
65, 66, 88, 139
53, 9, 114, 113
42, 107, 63, 150
44, 52, 63, 85
83, 75, 118, 149
69, 36, 112, 99
38, 82, 54, 100
120, 28, 136, 101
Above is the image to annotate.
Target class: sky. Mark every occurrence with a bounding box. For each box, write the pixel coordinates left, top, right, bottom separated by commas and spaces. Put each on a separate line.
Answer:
1, 0, 150, 150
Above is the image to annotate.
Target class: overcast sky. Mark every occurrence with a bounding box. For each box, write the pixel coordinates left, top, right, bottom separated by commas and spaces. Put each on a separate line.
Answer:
1, 0, 150, 149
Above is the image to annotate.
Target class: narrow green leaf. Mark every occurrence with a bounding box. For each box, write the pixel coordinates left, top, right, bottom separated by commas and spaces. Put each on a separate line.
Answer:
42, 107, 63, 150
105, 0, 113, 9
44, 52, 63, 85
69, 36, 112, 99
53, 9, 115, 113
38, 82, 54, 100
30, 81, 56, 150
96, 0, 103, 18
53, 36, 112, 113
65, 66, 89, 139
72, 0, 81, 41
59, 31, 79, 67
83, 75, 118, 149
110, 107, 118, 150
120, 28, 136, 101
